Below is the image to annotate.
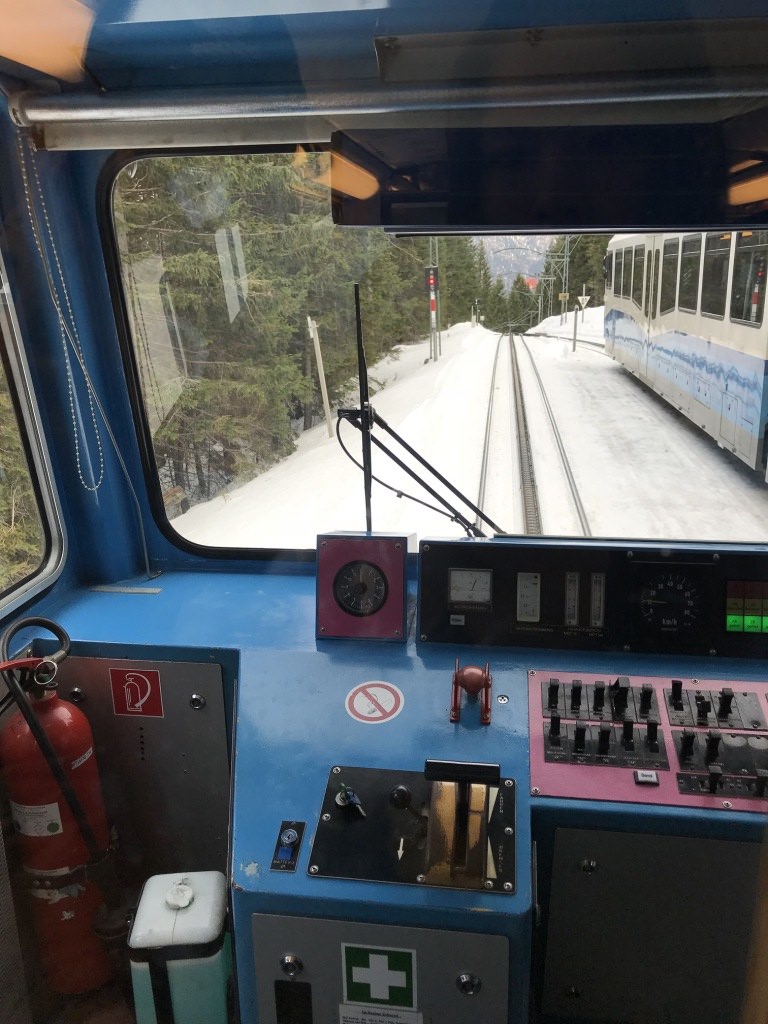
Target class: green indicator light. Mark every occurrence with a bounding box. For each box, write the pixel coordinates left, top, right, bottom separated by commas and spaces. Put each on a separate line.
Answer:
762, 616, 768, 633
745, 615, 762, 633
727, 615, 745, 632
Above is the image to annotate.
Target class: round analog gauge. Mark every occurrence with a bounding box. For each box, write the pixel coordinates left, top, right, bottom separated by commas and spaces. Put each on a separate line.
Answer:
333, 560, 388, 617
638, 572, 702, 633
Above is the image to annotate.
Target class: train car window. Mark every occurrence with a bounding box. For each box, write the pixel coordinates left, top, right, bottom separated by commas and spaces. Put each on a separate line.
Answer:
622, 247, 632, 297
701, 231, 731, 319
659, 238, 680, 315
678, 233, 702, 312
730, 230, 768, 326
632, 245, 644, 307
613, 249, 622, 297
0, 263, 51, 599
650, 247, 660, 320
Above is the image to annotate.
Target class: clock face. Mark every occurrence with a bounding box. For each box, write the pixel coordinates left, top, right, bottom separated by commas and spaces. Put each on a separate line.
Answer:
333, 560, 388, 617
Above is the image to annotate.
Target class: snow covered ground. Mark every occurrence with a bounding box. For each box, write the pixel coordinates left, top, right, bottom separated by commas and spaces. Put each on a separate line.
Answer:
173, 307, 768, 549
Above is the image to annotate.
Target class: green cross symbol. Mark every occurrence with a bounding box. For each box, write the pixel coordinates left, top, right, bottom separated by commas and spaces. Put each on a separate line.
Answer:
343, 944, 416, 1008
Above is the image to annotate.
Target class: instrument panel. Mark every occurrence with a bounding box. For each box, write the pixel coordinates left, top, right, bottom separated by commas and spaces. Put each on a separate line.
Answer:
418, 537, 768, 657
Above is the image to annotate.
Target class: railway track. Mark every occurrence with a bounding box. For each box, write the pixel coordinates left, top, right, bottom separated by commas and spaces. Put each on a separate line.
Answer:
510, 334, 592, 537
473, 331, 593, 538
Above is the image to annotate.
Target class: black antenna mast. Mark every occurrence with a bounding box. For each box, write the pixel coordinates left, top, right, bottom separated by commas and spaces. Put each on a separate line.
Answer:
354, 284, 373, 531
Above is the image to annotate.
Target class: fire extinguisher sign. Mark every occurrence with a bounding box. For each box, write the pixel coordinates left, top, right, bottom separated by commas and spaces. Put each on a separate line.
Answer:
109, 668, 164, 718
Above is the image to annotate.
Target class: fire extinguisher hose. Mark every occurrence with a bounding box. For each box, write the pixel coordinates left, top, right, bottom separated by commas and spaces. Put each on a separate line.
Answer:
0, 617, 121, 904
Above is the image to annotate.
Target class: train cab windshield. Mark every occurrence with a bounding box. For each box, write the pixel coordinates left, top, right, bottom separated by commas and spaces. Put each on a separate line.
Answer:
112, 150, 768, 550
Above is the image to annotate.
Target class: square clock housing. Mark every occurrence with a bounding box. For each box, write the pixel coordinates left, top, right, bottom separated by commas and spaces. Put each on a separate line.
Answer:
316, 533, 409, 641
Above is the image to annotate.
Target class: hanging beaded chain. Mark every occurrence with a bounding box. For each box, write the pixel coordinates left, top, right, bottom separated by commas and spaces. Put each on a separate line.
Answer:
16, 132, 105, 493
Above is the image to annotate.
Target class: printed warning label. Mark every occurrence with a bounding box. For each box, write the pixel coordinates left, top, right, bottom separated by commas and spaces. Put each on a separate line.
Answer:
10, 800, 63, 837
339, 1006, 422, 1024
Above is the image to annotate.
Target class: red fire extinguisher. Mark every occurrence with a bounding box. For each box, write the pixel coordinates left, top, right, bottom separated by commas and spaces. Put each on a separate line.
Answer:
0, 618, 114, 995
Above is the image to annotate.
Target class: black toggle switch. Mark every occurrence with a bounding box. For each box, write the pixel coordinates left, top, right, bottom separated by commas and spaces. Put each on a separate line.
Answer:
547, 679, 560, 710
622, 719, 635, 751
695, 694, 712, 721
755, 769, 768, 797
611, 677, 630, 715
680, 729, 696, 760
717, 688, 734, 719
639, 684, 654, 714
598, 723, 612, 755
645, 718, 659, 752
549, 713, 561, 745
573, 723, 587, 753
671, 679, 684, 710
705, 729, 722, 763
708, 765, 723, 794
593, 682, 606, 713
570, 681, 583, 712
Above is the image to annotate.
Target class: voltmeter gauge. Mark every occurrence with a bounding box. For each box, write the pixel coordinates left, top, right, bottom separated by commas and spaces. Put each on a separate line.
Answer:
449, 568, 492, 606
333, 560, 388, 617
638, 571, 702, 633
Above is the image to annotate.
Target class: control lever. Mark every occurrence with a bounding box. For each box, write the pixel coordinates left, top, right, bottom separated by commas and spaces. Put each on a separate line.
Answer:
423, 760, 501, 887
450, 659, 492, 725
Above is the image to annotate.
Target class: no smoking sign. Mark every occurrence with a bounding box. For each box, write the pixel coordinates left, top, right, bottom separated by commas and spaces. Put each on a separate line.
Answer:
345, 682, 404, 724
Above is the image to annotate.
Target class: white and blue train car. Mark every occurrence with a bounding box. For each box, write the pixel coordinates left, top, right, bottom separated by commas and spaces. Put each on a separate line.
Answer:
605, 231, 768, 478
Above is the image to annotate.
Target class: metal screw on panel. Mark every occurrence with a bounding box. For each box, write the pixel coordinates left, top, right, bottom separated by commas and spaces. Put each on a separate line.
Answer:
709, 649, 717, 657
420, 635, 428, 642
332, 766, 341, 774
319, 626, 327, 633
722, 800, 733, 809
504, 827, 513, 836
531, 787, 540, 796
280, 954, 304, 977
321, 541, 328, 549
309, 865, 319, 874
484, 880, 494, 890
322, 813, 331, 822
456, 974, 482, 996
189, 694, 206, 710
423, 545, 430, 553
504, 779, 513, 787
416, 874, 425, 883
503, 882, 513, 892
393, 629, 401, 637
69, 688, 86, 704
395, 542, 402, 550
579, 858, 598, 873
713, 553, 720, 562
497, 695, 509, 705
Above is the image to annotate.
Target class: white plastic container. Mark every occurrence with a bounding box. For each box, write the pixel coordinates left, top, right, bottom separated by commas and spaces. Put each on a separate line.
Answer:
129, 870, 231, 1024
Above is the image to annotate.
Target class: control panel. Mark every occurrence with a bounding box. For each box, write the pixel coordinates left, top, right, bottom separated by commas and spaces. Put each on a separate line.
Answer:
530, 671, 768, 809
419, 537, 768, 657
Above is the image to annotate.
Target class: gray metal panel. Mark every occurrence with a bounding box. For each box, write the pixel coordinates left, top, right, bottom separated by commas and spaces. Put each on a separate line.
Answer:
0, 812, 32, 1024
51, 656, 230, 878
253, 914, 509, 1024
542, 828, 761, 1023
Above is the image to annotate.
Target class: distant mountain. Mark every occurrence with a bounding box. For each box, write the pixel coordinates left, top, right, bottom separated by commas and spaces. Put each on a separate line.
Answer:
481, 236, 551, 290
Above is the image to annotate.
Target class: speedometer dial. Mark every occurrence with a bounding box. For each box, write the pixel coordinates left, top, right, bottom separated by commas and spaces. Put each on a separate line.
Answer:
639, 572, 702, 633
